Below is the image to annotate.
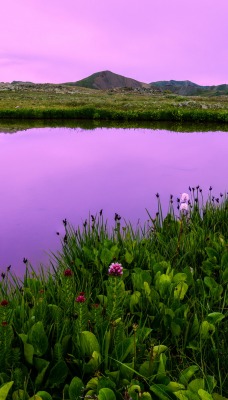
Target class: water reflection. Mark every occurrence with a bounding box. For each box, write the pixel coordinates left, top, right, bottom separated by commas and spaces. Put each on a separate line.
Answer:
0, 126, 227, 276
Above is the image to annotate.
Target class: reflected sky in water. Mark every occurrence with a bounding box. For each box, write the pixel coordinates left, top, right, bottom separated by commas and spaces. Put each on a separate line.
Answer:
0, 127, 227, 276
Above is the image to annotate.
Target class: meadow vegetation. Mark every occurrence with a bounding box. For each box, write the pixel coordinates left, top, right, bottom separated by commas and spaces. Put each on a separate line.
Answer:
0, 190, 227, 400
0, 86, 228, 123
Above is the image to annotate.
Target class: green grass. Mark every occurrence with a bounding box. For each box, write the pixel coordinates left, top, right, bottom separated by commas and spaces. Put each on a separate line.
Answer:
0, 191, 227, 400
0, 87, 228, 123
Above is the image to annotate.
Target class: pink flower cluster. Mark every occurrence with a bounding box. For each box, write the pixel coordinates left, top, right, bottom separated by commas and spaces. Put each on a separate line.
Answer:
76, 292, 86, 303
64, 268, 73, 277
108, 262, 123, 276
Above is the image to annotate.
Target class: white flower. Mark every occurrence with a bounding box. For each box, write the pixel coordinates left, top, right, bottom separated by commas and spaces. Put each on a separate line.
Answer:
180, 193, 190, 203
180, 202, 189, 215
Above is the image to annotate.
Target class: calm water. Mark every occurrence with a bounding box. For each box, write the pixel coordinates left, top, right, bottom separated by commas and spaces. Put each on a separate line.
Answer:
0, 126, 227, 276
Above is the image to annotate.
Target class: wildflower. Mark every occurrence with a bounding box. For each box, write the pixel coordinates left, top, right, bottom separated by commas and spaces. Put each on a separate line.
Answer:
63, 218, 67, 226
1, 273, 5, 280
23, 258, 28, 264
180, 203, 189, 216
76, 292, 86, 303
114, 213, 121, 221
64, 268, 73, 277
1, 321, 8, 326
155, 193, 160, 198
92, 303, 100, 308
180, 193, 189, 203
0, 300, 9, 306
108, 262, 123, 276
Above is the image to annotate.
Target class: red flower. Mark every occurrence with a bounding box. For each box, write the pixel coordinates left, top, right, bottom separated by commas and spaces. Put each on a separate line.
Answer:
1, 321, 8, 326
76, 294, 86, 303
0, 300, 9, 306
64, 268, 73, 277
92, 303, 99, 308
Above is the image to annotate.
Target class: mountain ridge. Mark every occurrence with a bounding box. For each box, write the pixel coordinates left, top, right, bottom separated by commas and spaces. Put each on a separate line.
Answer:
65, 70, 228, 96
7, 70, 228, 96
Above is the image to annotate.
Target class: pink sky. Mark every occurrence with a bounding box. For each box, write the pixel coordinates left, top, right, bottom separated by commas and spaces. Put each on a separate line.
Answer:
0, 0, 227, 85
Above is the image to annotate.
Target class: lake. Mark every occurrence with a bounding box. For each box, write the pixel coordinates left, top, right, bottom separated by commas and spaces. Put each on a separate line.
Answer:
0, 123, 227, 276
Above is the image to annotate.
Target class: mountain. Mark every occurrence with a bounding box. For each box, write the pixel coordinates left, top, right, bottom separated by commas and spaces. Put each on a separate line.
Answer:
65, 71, 228, 96
65, 70, 150, 90
150, 80, 228, 96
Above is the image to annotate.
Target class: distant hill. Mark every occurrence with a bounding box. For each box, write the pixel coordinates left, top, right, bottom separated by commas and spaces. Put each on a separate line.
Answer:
150, 80, 228, 96
65, 70, 151, 90
65, 70, 228, 96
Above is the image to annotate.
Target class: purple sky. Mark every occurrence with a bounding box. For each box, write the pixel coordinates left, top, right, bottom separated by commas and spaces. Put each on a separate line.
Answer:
1, 0, 227, 85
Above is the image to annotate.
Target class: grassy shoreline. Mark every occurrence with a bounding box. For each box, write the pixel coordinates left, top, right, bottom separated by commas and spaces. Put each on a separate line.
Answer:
0, 192, 227, 399
0, 88, 228, 123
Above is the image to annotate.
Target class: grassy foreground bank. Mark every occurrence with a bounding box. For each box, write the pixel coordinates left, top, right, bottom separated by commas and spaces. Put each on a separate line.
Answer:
0, 192, 228, 400
0, 87, 228, 122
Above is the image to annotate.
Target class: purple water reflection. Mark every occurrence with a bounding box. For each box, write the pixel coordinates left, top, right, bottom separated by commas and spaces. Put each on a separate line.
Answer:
0, 127, 227, 276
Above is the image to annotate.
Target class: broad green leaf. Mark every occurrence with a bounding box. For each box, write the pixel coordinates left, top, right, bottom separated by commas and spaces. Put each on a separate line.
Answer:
80, 331, 100, 356
125, 251, 134, 264
12, 390, 29, 400
157, 354, 167, 382
83, 351, 101, 374
222, 267, 228, 283
212, 393, 228, 400
205, 247, 218, 260
175, 390, 199, 400
144, 282, 151, 297
18, 334, 28, 344
221, 251, 228, 268
86, 377, 99, 390
171, 322, 181, 336
97, 377, 116, 391
28, 322, 48, 356
0, 382, 14, 400
139, 361, 155, 378
24, 343, 34, 364
204, 277, 217, 291
198, 389, 213, 400
130, 291, 141, 312
174, 282, 188, 300
207, 313, 225, 325
141, 393, 152, 400
33, 358, 50, 387
173, 273, 187, 283
68, 377, 84, 400
166, 382, 185, 392
98, 388, 116, 400
188, 379, 204, 393
179, 366, 199, 385
200, 321, 215, 339
173, 391, 189, 400
35, 392, 52, 400
150, 384, 176, 400
46, 360, 68, 388
29, 396, 43, 400
153, 345, 168, 356
190, 314, 200, 337
156, 274, 172, 297
100, 248, 113, 265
